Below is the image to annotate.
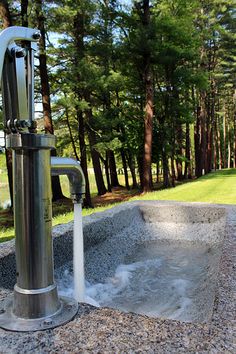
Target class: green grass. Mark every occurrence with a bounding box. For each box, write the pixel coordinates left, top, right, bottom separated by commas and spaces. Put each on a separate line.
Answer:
133, 169, 236, 205
2, 168, 236, 243
52, 203, 119, 226
0, 154, 10, 207
0, 204, 119, 242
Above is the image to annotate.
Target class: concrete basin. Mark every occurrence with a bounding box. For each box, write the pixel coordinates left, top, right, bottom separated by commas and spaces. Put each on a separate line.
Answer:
0, 201, 235, 353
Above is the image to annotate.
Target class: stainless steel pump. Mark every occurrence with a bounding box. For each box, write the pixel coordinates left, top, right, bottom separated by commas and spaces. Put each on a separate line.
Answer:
0, 26, 85, 331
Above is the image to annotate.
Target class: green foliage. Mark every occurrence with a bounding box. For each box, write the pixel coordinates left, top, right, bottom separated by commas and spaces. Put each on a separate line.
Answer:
1, 0, 236, 198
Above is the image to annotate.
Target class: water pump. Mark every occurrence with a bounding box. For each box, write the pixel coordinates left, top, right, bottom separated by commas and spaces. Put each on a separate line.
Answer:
0, 26, 85, 331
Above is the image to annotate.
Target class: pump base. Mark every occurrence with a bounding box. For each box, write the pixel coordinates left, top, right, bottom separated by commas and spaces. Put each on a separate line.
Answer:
0, 296, 78, 332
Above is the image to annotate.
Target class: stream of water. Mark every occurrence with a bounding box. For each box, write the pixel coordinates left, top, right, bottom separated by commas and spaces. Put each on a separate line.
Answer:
73, 202, 85, 302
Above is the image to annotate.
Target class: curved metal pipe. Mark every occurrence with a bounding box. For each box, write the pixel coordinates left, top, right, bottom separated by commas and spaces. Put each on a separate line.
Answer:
0, 26, 39, 86
51, 157, 85, 203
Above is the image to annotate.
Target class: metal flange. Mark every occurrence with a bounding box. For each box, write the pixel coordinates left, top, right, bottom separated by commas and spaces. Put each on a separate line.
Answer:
0, 296, 78, 332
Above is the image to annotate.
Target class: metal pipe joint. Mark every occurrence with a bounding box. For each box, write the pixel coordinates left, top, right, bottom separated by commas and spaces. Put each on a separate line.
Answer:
51, 157, 85, 203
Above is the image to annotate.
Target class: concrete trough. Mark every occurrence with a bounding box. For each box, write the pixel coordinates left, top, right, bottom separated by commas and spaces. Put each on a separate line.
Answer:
0, 201, 235, 353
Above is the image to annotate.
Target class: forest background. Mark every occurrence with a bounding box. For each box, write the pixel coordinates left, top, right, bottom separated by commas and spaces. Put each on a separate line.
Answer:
0, 0, 236, 210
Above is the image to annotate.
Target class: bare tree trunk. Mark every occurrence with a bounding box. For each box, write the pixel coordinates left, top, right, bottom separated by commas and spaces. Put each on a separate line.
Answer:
137, 0, 154, 193
87, 127, 107, 196
127, 152, 138, 189
107, 150, 119, 187
228, 124, 231, 168
217, 115, 222, 170
170, 122, 176, 186
194, 106, 202, 177
35, 0, 64, 201
77, 110, 92, 207
205, 94, 211, 174
176, 124, 183, 181
120, 149, 130, 190
104, 152, 112, 192
73, 10, 93, 207
213, 115, 217, 170
0, 1, 12, 27
21, 0, 28, 27
35, 0, 53, 135
184, 122, 192, 179
223, 105, 226, 168
65, 107, 79, 161
200, 93, 207, 175
234, 110, 236, 168
170, 157, 175, 187
156, 160, 159, 183
162, 148, 170, 188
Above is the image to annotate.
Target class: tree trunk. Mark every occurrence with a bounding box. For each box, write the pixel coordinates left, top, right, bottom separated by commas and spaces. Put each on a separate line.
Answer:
35, 0, 53, 135
108, 150, 119, 187
200, 93, 207, 176
170, 157, 176, 187
213, 112, 217, 170
162, 148, 170, 188
176, 124, 183, 181
87, 127, 107, 196
223, 106, 226, 168
127, 151, 138, 189
120, 149, 130, 190
205, 93, 211, 174
104, 151, 112, 192
184, 122, 192, 179
65, 106, 79, 161
21, 0, 28, 27
170, 120, 176, 186
156, 160, 159, 183
195, 104, 203, 177
77, 110, 92, 207
73, 10, 93, 206
217, 118, 222, 170
138, 0, 154, 193
234, 110, 236, 168
137, 153, 144, 189
0, 1, 12, 28
35, 0, 64, 201
228, 124, 231, 169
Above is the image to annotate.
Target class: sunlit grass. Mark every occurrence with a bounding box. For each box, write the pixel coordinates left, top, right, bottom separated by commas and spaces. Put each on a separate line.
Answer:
52, 203, 120, 226
132, 169, 236, 205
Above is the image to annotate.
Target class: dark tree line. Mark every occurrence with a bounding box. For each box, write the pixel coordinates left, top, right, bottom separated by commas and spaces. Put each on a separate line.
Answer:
0, 0, 236, 207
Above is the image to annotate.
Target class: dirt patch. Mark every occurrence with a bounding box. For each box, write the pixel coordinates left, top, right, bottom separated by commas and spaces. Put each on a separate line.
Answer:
93, 186, 140, 207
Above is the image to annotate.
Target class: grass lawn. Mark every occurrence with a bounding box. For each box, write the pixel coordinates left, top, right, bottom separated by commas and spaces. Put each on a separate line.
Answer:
1, 168, 236, 243
132, 169, 236, 205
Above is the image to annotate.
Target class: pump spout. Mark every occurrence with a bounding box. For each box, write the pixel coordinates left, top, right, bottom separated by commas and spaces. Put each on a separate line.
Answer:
51, 157, 85, 203
51, 157, 86, 303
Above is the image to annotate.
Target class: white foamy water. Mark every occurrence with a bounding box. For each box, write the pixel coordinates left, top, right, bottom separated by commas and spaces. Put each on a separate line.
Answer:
58, 240, 220, 322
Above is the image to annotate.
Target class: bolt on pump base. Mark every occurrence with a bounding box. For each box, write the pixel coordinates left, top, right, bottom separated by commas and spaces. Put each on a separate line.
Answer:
0, 27, 84, 331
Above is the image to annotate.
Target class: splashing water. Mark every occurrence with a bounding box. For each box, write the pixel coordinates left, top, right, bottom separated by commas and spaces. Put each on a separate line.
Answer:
58, 239, 221, 322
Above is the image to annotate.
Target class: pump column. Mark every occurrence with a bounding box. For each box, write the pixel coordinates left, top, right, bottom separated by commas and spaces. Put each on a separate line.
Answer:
8, 134, 60, 319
